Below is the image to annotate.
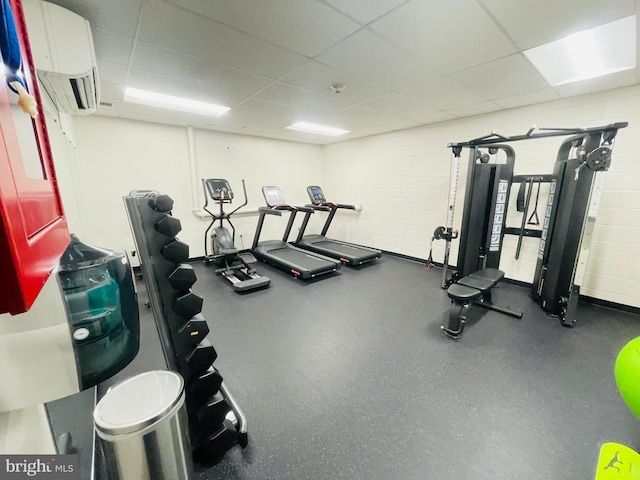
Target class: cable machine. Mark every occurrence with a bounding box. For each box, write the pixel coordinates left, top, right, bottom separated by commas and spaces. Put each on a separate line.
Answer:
436, 122, 627, 328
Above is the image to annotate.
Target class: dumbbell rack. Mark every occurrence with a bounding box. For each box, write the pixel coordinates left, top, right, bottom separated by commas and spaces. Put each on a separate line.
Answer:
124, 191, 247, 462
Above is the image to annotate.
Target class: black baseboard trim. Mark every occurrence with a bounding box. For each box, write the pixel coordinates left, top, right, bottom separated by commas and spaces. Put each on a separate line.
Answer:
578, 295, 640, 315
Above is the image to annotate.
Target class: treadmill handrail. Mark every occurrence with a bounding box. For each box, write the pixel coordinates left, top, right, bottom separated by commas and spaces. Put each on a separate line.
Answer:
306, 204, 332, 212
259, 206, 283, 216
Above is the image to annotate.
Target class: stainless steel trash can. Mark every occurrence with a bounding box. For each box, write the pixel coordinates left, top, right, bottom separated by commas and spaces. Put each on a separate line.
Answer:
94, 370, 192, 480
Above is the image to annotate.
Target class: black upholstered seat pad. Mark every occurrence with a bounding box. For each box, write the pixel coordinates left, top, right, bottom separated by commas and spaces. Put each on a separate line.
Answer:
468, 268, 504, 283
447, 283, 483, 301
458, 275, 494, 292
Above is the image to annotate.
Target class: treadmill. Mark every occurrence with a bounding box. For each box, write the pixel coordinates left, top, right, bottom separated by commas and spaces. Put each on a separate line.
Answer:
295, 186, 382, 266
251, 186, 341, 279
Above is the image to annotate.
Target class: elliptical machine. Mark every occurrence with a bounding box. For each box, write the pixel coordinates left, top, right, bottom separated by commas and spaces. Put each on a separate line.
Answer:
202, 178, 270, 292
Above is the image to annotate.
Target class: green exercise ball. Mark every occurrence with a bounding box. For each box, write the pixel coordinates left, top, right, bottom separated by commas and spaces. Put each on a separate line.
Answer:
615, 336, 640, 421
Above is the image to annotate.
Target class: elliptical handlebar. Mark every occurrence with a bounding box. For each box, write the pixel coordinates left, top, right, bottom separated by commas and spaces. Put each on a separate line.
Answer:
227, 179, 249, 217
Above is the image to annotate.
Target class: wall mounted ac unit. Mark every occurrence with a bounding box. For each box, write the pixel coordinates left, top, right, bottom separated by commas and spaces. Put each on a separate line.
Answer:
22, 0, 100, 115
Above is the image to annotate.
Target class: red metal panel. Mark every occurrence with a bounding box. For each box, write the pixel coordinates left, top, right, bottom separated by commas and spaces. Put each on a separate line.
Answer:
0, 0, 69, 314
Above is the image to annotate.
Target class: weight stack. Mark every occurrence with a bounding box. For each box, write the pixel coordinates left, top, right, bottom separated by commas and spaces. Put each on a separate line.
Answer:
123, 191, 247, 462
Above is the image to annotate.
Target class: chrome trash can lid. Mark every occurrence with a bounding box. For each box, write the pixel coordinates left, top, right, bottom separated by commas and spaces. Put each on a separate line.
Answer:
94, 370, 184, 436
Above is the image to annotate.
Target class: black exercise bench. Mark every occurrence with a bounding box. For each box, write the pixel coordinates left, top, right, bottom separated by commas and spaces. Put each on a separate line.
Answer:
441, 268, 523, 339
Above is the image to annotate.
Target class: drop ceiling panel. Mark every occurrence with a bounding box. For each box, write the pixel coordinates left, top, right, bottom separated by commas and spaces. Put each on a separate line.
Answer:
92, 28, 134, 66
96, 60, 128, 86
321, 0, 409, 25
493, 88, 560, 109
132, 42, 274, 96
370, 0, 517, 74
138, 1, 307, 79
452, 54, 549, 100
317, 30, 441, 90
279, 61, 391, 104
553, 69, 638, 97
254, 83, 351, 114
197, 109, 291, 133
127, 69, 250, 107
360, 92, 439, 118
167, 0, 360, 57
481, 0, 635, 49
411, 111, 458, 125
329, 105, 418, 131
446, 101, 502, 118
45, 0, 142, 37
400, 77, 488, 110
234, 97, 304, 121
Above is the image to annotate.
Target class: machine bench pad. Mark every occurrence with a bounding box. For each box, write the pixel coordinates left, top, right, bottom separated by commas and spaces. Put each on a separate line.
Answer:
447, 283, 483, 302
468, 268, 504, 283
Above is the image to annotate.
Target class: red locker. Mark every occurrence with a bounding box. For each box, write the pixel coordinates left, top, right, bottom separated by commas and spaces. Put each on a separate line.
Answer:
0, 0, 69, 314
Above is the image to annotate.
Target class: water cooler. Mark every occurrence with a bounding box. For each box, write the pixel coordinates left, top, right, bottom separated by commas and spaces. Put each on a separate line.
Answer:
57, 234, 140, 389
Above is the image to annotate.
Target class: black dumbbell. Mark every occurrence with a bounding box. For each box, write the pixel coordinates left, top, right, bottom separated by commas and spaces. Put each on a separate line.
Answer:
148, 194, 174, 213
187, 367, 223, 404
173, 290, 203, 318
193, 419, 238, 462
178, 314, 209, 345
155, 215, 182, 237
161, 239, 189, 263
195, 393, 231, 426
168, 264, 197, 291
186, 338, 217, 375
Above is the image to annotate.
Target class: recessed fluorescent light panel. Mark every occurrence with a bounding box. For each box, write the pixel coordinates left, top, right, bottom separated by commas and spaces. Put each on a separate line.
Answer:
286, 122, 349, 136
524, 15, 636, 86
124, 87, 230, 117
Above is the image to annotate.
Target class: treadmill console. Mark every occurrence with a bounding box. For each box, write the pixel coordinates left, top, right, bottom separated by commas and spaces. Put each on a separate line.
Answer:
262, 186, 286, 207
205, 178, 234, 201
307, 186, 326, 205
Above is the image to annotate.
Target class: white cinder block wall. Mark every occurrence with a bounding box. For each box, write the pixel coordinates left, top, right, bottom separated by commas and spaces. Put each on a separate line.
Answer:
70, 116, 324, 261
323, 84, 640, 308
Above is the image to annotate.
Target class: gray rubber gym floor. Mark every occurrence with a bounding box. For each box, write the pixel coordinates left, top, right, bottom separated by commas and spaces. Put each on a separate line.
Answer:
108, 254, 640, 479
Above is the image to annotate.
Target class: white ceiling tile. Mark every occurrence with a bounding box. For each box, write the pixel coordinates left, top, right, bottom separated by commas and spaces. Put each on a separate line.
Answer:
132, 42, 274, 95
360, 93, 438, 118
167, 0, 360, 57
553, 69, 639, 98
254, 83, 350, 114
321, 0, 408, 25
412, 111, 458, 125
279, 61, 391, 104
494, 88, 561, 109
235, 97, 301, 120
317, 30, 440, 90
96, 60, 128, 86
370, 0, 516, 74
139, 1, 307, 79
400, 77, 488, 110
197, 109, 291, 132
446, 101, 503, 118
45, 0, 142, 37
92, 28, 133, 65
127, 69, 250, 106
99, 82, 124, 101
452, 54, 549, 100
328, 105, 412, 130
481, 0, 635, 49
